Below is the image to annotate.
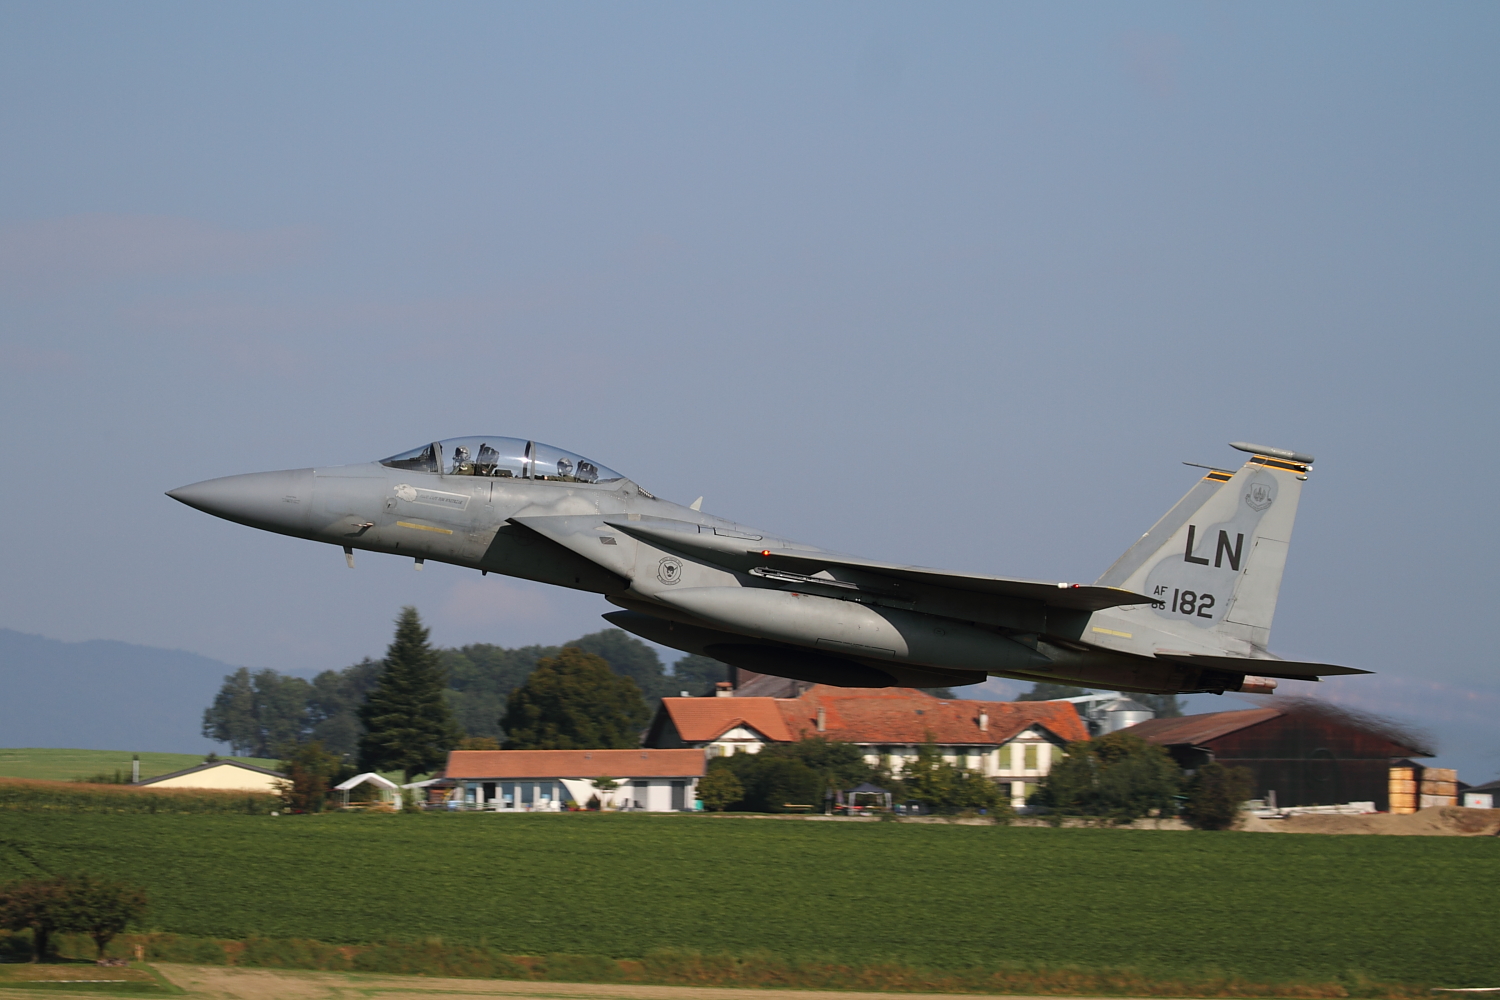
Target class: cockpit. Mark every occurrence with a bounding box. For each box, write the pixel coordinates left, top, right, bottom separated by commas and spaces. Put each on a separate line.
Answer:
380, 437, 625, 485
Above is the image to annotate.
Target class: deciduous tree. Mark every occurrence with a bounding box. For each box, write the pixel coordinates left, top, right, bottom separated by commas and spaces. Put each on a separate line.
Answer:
713, 753, 822, 812
201, 668, 313, 758
896, 740, 1009, 816
0, 877, 68, 961
357, 607, 464, 781
1033, 731, 1180, 823
1181, 761, 1255, 830
697, 764, 744, 811
275, 740, 350, 813
0, 875, 146, 962
668, 654, 729, 696
58, 876, 148, 961
760, 736, 876, 795
500, 647, 650, 749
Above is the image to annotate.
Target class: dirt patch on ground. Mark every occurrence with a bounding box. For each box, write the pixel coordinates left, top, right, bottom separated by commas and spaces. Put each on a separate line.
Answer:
0, 964, 155, 983
1239, 806, 1500, 836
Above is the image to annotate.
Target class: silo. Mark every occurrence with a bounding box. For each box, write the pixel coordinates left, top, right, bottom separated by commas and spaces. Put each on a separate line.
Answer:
1101, 697, 1155, 734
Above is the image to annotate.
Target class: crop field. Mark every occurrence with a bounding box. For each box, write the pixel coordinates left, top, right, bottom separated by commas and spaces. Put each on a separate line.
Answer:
0, 748, 278, 782
1, 812, 1495, 990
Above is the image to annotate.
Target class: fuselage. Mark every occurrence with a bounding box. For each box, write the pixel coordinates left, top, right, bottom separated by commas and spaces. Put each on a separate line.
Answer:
168, 445, 1255, 695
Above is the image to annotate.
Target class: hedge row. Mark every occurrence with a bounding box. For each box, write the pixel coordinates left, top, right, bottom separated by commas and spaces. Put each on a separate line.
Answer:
0, 778, 277, 814
0, 931, 1436, 999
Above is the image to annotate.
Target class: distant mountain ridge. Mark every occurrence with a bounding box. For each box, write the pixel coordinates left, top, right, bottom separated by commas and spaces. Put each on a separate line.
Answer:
0, 628, 246, 753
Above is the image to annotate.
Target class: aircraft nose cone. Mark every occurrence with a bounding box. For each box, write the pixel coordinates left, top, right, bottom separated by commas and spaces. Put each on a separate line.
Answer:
167, 469, 314, 535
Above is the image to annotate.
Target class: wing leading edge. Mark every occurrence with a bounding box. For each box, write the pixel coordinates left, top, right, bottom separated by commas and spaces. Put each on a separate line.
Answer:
603, 517, 1155, 612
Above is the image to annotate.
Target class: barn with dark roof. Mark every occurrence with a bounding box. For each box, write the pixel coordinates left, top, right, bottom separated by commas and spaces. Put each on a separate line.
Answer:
1127, 705, 1429, 811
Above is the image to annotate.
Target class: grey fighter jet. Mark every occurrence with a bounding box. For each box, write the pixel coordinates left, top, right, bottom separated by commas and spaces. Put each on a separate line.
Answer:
167, 438, 1366, 696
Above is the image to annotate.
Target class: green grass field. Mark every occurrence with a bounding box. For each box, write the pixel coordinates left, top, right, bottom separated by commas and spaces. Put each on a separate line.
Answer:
1, 812, 1494, 989
0, 748, 278, 782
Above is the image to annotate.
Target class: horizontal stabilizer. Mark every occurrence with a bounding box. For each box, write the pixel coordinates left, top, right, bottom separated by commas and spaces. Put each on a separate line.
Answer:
1152, 651, 1370, 680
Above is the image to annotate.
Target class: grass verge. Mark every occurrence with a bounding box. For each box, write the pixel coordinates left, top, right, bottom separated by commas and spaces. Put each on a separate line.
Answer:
8, 933, 1440, 999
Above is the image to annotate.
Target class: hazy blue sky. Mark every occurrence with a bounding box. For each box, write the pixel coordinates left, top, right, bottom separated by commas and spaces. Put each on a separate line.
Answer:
2, 3, 1496, 776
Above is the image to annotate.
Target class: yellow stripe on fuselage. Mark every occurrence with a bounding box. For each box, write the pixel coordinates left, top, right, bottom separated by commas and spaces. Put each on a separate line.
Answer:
1091, 626, 1133, 639
396, 521, 454, 535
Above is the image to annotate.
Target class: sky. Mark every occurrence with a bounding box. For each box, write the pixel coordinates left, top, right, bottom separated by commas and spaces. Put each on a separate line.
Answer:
1, 2, 1496, 778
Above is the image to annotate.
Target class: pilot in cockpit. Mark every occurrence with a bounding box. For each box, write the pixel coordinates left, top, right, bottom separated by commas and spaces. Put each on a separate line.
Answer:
451, 445, 473, 475
476, 442, 500, 477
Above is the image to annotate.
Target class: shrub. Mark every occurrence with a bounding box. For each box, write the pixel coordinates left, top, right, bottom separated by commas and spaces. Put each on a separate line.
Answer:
757, 736, 877, 795
275, 741, 351, 814
1181, 762, 1256, 830
1031, 731, 1180, 823
896, 741, 1011, 817
697, 765, 744, 811
714, 754, 822, 812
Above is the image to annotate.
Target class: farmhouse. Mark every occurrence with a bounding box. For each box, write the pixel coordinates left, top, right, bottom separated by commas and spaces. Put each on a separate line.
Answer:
1126, 705, 1429, 811
434, 748, 705, 811
645, 685, 1087, 807
134, 759, 285, 792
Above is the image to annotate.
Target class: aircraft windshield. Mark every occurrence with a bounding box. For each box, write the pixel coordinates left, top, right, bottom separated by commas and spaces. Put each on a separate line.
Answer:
379, 437, 624, 484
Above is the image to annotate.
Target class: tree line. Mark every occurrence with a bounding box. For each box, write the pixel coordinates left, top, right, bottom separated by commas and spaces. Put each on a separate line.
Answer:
207, 607, 696, 800
202, 615, 728, 759
696, 730, 1249, 828
0, 875, 147, 963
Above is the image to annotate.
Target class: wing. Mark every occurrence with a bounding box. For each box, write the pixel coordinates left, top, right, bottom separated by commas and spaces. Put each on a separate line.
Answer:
1151, 651, 1371, 680
603, 517, 1155, 612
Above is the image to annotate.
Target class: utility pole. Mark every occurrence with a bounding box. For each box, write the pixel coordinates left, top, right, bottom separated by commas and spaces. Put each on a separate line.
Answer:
131, 755, 139, 784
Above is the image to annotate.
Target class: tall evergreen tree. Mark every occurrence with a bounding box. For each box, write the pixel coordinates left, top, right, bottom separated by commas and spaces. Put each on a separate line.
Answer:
501, 647, 650, 749
357, 607, 463, 780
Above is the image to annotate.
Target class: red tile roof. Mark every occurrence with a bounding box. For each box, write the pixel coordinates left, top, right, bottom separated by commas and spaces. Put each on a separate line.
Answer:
1125, 708, 1282, 746
657, 697, 796, 743
444, 749, 705, 779
656, 686, 1087, 747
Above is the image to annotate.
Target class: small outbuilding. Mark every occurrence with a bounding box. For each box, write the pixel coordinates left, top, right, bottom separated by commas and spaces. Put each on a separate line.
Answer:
837, 781, 893, 813
437, 749, 706, 812
333, 772, 403, 810
135, 759, 286, 793
1462, 778, 1499, 809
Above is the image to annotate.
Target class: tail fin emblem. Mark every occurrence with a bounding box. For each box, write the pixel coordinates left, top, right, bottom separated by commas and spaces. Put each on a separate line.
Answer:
1245, 483, 1274, 511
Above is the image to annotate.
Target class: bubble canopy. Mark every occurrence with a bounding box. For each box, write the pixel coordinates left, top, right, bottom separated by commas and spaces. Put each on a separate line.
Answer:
379, 437, 624, 484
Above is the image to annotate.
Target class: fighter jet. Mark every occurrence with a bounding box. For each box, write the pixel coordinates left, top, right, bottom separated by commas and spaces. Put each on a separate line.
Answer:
167, 438, 1366, 696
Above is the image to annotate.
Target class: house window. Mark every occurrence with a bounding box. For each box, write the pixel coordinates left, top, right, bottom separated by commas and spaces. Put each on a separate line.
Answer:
1024, 745, 1039, 770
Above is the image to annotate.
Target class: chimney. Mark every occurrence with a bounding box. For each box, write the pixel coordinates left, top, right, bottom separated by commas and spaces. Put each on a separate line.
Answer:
816, 707, 826, 733
978, 711, 989, 732
715, 681, 733, 697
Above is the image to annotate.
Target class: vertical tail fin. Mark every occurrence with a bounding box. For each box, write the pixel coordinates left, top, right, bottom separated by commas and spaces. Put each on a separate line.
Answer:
1096, 443, 1313, 650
